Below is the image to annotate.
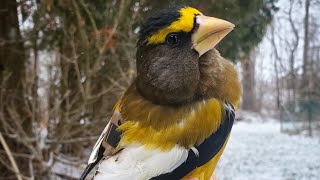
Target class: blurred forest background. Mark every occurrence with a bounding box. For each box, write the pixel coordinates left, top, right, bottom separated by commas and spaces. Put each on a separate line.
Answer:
0, 0, 319, 179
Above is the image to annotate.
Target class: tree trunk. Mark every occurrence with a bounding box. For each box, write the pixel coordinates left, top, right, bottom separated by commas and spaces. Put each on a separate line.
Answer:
288, 0, 299, 102
0, 0, 25, 92
270, 23, 281, 109
302, 0, 310, 100
0, 0, 31, 176
0, 0, 30, 131
241, 52, 256, 111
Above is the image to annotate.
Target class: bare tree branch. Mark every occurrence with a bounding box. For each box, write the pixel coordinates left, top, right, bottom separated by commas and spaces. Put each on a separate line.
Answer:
0, 132, 23, 180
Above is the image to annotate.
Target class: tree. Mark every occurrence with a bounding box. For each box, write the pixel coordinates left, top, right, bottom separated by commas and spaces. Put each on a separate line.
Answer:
0, 0, 26, 119
0, 0, 31, 178
302, 0, 311, 100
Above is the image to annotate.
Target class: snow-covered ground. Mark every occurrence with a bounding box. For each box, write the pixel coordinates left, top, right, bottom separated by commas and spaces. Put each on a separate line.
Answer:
216, 119, 320, 180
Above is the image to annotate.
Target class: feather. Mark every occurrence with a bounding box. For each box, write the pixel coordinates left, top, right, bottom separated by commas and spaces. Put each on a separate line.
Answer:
94, 144, 188, 180
88, 122, 111, 164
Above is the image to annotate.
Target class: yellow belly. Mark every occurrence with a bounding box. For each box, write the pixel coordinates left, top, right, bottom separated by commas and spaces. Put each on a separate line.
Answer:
181, 135, 230, 180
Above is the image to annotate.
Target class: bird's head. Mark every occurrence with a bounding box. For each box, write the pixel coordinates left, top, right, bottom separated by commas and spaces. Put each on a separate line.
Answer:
135, 6, 235, 105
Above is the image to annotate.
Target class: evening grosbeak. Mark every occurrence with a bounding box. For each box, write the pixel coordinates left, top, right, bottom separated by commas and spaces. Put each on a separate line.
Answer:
80, 5, 241, 180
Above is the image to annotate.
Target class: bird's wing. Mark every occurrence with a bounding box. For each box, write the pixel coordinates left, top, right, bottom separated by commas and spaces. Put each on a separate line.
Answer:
88, 110, 122, 164
93, 144, 188, 180
87, 121, 110, 164
82, 101, 235, 180
152, 102, 235, 179
80, 109, 123, 180
81, 103, 189, 180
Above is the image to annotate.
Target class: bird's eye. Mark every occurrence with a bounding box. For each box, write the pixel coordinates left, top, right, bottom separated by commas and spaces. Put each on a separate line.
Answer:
166, 33, 179, 46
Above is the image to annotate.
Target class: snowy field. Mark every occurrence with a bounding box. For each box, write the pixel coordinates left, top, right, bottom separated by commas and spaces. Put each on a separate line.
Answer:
216, 119, 320, 180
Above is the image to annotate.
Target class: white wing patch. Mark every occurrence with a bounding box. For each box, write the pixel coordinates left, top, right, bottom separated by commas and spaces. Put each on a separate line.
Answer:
94, 144, 188, 180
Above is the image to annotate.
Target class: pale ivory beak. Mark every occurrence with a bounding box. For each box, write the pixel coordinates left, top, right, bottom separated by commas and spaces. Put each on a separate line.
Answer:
192, 15, 235, 56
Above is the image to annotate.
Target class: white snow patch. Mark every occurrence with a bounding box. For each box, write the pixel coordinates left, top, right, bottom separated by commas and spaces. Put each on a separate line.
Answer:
51, 161, 84, 179
216, 121, 320, 180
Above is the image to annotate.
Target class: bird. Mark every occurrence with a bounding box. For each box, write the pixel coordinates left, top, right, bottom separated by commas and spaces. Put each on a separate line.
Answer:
80, 5, 241, 180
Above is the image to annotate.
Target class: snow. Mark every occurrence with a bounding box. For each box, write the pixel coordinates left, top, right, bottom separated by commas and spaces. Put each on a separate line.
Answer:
51, 161, 85, 179
216, 115, 320, 180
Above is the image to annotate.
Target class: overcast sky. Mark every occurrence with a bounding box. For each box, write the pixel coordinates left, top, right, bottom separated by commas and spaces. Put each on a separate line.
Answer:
255, 0, 320, 82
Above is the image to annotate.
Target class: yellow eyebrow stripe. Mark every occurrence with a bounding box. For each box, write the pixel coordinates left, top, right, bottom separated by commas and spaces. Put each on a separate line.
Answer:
147, 7, 203, 45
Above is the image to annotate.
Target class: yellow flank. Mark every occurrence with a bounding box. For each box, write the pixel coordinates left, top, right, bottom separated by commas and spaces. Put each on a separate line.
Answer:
117, 85, 224, 151
147, 7, 202, 44
181, 135, 230, 180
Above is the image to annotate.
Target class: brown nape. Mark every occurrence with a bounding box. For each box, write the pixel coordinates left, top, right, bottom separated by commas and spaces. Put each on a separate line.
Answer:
196, 49, 241, 107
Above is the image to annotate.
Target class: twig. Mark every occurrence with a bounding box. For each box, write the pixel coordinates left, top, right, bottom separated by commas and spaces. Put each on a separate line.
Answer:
0, 131, 23, 180
47, 136, 99, 144
0, 150, 33, 159
107, 76, 127, 91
